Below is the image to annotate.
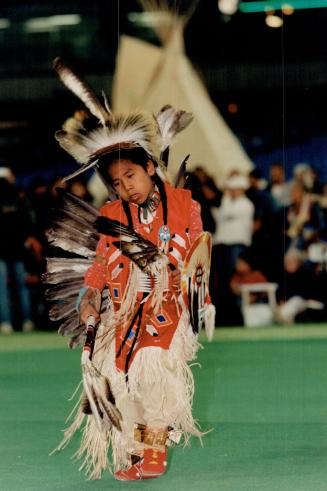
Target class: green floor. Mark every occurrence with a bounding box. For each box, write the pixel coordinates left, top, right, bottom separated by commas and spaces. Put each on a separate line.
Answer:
1, 325, 327, 491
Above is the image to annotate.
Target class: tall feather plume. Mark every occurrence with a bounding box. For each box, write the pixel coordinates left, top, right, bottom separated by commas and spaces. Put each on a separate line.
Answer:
53, 58, 163, 180
156, 105, 193, 152
102, 90, 111, 114
174, 154, 190, 188
53, 57, 110, 125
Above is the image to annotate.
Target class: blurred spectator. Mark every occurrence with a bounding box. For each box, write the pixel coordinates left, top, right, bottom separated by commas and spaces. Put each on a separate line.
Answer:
210, 173, 254, 325
276, 248, 325, 324
67, 176, 94, 203
320, 183, 327, 242
27, 176, 55, 328
247, 168, 277, 214
29, 176, 53, 235
268, 162, 291, 207
246, 168, 278, 274
191, 166, 221, 200
320, 183, 327, 209
292, 163, 323, 194
230, 250, 268, 296
49, 175, 68, 206
0, 167, 41, 333
212, 174, 254, 254
230, 249, 268, 310
185, 169, 220, 233
284, 180, 324, 252
309, 167, 324, 195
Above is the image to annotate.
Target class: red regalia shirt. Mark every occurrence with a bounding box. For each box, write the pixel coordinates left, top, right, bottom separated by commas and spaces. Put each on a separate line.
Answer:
84, 183, 203, 373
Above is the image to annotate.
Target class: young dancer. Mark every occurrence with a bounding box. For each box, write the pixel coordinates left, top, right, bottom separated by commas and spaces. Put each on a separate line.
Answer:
46, 58, 214, 480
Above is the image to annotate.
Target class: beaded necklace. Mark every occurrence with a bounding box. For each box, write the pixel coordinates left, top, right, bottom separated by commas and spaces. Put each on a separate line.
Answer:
138, 187, 161, 224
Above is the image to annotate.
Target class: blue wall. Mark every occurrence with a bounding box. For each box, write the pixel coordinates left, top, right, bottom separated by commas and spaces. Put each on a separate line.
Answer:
250, 135, 327, 182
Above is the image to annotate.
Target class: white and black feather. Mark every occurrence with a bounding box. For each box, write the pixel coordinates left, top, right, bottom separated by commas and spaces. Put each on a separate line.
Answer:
94, 216, 165, 273
156, 105, 193, 152
53, 57, 110, 126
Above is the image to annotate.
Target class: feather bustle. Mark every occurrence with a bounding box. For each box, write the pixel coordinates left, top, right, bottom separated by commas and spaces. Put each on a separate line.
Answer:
46, 230, 96, 258
49, 223, 98, 251
69, 331, 86, 349
42, 269, 87, 285
54, 214, 98, 241
49, 301, 76, 321
45, 282, 84, 302
56, 189, 99, 219
45, 257, 92, 274
58, 316, 84, 338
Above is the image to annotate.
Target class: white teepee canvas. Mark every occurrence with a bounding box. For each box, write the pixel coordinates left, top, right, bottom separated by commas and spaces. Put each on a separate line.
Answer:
88, 6, 253, 204
111, 16, 253, 185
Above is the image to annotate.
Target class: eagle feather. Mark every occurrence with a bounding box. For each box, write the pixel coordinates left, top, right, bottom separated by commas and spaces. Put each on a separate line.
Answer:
53, 57, 110, 126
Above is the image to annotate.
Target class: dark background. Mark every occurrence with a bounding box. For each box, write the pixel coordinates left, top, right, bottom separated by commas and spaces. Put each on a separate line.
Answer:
0, 0, 326, 184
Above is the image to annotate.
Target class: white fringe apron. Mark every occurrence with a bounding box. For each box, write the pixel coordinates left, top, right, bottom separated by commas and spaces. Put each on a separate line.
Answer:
54, 309, 202, 480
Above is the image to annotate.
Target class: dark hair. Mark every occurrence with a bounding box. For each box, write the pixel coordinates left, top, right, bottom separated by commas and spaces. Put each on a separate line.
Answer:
98, 146, 168, 228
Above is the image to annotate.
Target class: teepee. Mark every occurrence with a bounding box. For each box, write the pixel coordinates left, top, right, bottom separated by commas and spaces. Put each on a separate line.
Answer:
111, 2, 253, 185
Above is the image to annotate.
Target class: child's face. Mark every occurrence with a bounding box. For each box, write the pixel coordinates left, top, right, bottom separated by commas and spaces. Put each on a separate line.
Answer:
108, 159, 155, 204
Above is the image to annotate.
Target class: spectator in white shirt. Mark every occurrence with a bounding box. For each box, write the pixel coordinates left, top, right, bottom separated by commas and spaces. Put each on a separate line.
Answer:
210, 174, 254, 326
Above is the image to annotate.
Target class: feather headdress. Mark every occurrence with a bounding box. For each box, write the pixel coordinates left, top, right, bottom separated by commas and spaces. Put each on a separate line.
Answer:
53, 58, 193, 180
54, 58, 160, 180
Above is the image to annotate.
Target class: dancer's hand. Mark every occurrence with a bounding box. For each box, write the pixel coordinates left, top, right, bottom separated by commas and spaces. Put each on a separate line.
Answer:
79, 288, 101, 326
80, 304, 100, 326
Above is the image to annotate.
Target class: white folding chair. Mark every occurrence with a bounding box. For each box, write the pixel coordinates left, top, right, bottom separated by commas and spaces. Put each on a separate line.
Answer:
240, 283, 278, 327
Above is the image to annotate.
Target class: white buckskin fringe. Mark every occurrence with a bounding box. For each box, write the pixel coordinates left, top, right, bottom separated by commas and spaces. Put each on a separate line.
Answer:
53, 308, 203, 479
117, 263, 138, 323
